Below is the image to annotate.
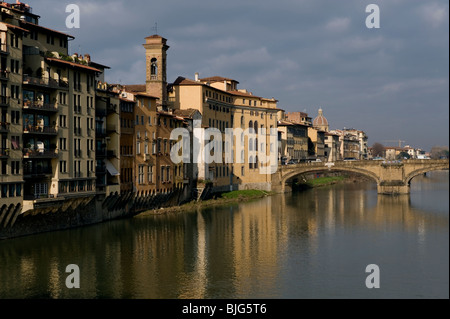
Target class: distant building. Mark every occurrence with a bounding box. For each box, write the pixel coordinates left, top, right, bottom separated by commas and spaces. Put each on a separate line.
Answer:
285, 111, 312, 127
308, 127, 326, 161
324, 132, 341, 162
277, 120, 309, 163
313, 108, 329, 132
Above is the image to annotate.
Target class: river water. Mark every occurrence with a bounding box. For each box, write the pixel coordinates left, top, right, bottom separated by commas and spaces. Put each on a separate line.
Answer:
0, 171, 448, 299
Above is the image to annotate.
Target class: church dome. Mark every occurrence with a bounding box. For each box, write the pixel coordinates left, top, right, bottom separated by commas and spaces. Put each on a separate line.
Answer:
313, 108, 329, 131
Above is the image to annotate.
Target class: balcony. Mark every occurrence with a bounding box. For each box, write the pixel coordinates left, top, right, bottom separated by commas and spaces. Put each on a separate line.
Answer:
96, 128, 107, 137
23, 125, 58, 135
121, 127, 134, 135
23, 149, 58, 159
23, 75, 69, 90
0, 148, 10, 158
74, 150, 83, 158
96, 166, 107, 174
96, 109, 107, 118
23, 167, 53, 178
107, 103, 118, 115
96, 148, 107, 158
0, 70, 9, 81
0, 43, 9, 55
23, 101, 58, 113
107, 124, 118, 134
107, 150, 116, 158
0, 96, 9, 107
0, 122, 10, 133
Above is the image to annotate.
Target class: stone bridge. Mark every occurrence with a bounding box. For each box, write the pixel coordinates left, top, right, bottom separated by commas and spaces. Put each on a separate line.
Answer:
272, 159, 449, 195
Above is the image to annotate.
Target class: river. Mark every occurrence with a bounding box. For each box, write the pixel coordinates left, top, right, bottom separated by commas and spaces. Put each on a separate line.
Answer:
0, 171, 448, 299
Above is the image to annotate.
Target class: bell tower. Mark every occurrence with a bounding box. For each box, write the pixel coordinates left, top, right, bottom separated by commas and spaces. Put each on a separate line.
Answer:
143, 35, 169, 108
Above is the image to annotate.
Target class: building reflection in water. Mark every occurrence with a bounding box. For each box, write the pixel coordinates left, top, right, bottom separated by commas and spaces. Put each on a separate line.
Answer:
0, 172, 447, 299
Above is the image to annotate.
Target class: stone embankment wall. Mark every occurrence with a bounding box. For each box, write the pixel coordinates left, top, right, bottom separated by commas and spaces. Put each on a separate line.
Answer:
0, 187, 190, 240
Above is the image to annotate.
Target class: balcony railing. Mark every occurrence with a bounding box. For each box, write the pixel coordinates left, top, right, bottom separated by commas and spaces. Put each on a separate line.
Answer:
107, 150, 116, 158
0, 43, 9, 54
23, 149, 58, 159
0, 122, 10, 133
23, 125, 58, 135
23, 101, 58, 112
96, 149, 107, 158
96, 109, 107, 118
0, 96, 9, 107
0, 148, 10, 158
107, 103, 117, 114
107, 125, 118, 133
96, 128, 107, 137
23, 167, 53, 177
0, 70, 9, 80
23, 75, 69, 89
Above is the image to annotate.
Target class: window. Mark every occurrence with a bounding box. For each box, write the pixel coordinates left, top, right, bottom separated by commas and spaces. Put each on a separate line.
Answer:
11, 60, 20, 74
11, 161, 20, 175
148, 165, 154, 183
136, 141, 141, 154
241, 166, 244, 176
11, 85, 20, 99
59, 161, 67, 173
11, 136, 20, 150
59, 115, 67, 128
151, 58, 158, 77
138, 165, 144, 184
59, 92, 67, 104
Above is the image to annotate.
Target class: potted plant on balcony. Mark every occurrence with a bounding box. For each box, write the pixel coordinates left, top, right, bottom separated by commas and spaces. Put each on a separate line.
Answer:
24, 143, 32, 156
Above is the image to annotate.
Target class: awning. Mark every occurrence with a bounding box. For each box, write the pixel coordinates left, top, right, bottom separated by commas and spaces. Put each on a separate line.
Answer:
105, 160, 120, 176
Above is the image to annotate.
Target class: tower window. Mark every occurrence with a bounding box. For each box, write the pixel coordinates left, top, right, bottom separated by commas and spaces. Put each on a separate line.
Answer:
151, 58, 158, 79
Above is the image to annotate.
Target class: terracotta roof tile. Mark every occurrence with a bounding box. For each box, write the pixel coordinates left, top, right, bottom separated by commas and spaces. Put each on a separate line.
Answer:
45, 57, 101, 72
200, 76, 239, 84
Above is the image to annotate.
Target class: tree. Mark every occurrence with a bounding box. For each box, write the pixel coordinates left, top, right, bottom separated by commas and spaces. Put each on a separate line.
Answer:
397, 151, 410, 160
372, 143, 385, 157
430, 146, 449, 159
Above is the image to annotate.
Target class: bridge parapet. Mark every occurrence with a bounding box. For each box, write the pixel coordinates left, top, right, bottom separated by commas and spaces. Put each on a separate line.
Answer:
275, 159, 449, 195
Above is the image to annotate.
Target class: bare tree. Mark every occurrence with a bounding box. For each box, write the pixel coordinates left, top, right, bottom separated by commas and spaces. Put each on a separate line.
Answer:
372, 143, 385, 157
430, 146, 449, 159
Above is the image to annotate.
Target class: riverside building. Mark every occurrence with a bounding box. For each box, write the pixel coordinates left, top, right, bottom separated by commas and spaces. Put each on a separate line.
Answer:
0, 2, 120, 214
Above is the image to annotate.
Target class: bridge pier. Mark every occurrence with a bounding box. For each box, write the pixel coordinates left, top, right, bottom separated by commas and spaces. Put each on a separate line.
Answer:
377, 183, 410, 195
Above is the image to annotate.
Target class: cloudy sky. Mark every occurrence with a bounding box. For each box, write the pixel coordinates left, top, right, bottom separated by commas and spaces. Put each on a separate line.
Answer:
29, 0, 449, 150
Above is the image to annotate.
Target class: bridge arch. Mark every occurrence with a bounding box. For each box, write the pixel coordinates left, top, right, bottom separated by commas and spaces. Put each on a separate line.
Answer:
404, 164, 449, 186
280, 165, 380, 192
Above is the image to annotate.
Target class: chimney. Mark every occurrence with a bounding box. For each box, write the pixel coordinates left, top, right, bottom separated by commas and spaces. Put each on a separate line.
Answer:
84, 54, 91, 63
195, 72, 199, 82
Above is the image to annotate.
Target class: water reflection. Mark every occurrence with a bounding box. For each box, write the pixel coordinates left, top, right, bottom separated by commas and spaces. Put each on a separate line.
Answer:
0, 172, 448, 299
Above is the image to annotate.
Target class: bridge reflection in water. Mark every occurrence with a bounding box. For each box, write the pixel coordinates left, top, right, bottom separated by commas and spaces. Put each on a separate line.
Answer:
0, 172, 448, 299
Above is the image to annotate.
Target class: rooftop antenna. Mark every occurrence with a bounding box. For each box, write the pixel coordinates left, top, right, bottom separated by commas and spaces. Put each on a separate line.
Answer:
152, 22, 158, 35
